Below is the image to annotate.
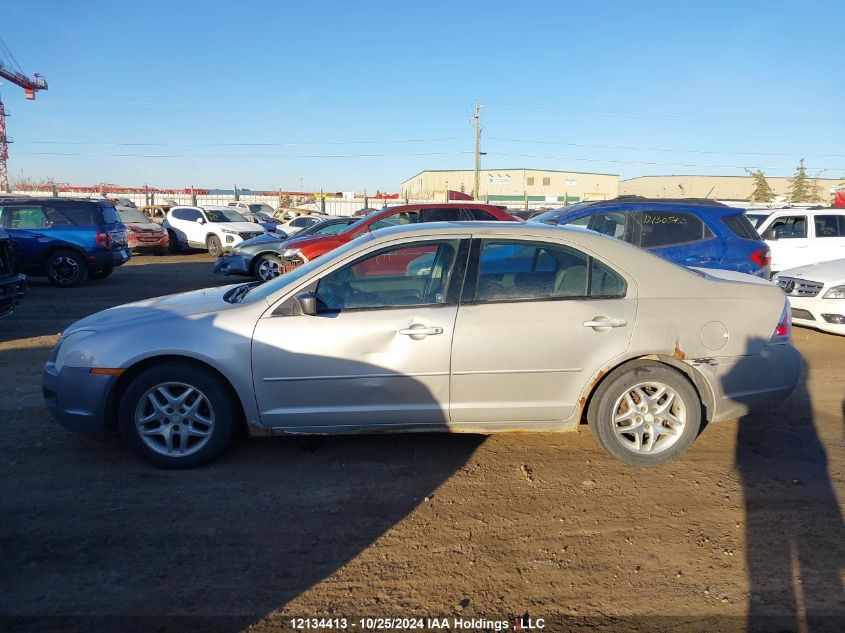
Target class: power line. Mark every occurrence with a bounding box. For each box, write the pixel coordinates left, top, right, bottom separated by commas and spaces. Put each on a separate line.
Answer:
487, 137, 845, 159
16, 136, 465, 147
17, 150, 474, 159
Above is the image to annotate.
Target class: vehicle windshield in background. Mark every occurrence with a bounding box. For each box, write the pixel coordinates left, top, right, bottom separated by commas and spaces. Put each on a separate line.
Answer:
254, 212, 273, 222
248, 204, 275, 215
746, 213, 770, 228
118, 208, 153, 224
206, 209, 246, 223
531, 209, 563, 224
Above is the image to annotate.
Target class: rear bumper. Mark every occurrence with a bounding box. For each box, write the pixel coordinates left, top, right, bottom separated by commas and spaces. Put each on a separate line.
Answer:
0, 273, 27, 318
42, 362, 116, 437
701, 343, 802, 423
86, 248, 131, 271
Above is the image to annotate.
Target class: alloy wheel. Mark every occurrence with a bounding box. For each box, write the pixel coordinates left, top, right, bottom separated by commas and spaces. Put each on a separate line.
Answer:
611, 382, 686, 454
134, 382, 215, 457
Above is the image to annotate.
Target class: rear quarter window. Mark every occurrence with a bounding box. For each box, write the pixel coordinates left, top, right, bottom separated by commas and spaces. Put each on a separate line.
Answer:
721, 214, 761, 240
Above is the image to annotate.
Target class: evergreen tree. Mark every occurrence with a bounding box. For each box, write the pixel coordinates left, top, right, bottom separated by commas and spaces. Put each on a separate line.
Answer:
787, 159, 813, 203
746, 169, 776, 202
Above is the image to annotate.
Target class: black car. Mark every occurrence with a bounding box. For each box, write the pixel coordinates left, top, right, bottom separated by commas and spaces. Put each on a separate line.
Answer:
0, 226, 27, 317
0, 196, 130, 287
213, 216, 355, 281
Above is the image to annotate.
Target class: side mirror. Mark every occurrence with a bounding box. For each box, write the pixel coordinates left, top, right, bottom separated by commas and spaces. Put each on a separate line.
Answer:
762, 228, 778, 241
294, 291, 317, 316
196, 217, 205, 225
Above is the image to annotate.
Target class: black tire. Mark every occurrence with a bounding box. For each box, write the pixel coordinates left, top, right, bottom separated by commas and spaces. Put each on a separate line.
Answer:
46, 249, 89, 288
252, 253, 284, 281
167, 229, 181, 253
118, 361, 239, 469
588, 361, 702, 467
89, 268, 114, 280
206, 235, 223, 257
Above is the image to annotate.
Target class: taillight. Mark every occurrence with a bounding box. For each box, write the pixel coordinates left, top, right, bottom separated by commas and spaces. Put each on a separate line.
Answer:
95, 231, 111, 249
749, 247, 771, 268
769, 301, 791, 344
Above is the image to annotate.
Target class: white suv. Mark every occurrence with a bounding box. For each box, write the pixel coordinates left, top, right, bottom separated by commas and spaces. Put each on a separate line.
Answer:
757, 208, 845, 274
163, 206, 266, 256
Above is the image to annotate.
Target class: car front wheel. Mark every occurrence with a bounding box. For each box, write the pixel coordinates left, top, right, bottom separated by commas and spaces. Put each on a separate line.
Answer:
118, 361, 238, 468
206, 235, 223, 257
588, 361, 701, 467
253, 253, 283, 281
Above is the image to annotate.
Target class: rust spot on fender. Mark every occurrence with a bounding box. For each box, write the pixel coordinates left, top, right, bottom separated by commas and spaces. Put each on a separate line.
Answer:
672, 342, 686, 360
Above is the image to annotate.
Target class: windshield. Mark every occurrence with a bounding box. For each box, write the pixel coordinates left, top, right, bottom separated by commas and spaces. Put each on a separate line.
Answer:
746, 213, 769, 228
530, 209, 564, 224
248, 203, 275, 215
244, 232, 375, 304
206, 208, 246, 223
118, 208, 152, 224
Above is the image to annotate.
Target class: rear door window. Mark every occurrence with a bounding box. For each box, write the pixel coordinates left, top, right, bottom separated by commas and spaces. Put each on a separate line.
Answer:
369, 210, 421, 230
814, 214, 845, 237
419, 207, 463, 222
637, 210, 714, 248
461, 208, 498, 221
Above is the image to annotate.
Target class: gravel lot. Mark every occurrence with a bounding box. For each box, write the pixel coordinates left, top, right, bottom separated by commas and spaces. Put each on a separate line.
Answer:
1, 253, 843, 632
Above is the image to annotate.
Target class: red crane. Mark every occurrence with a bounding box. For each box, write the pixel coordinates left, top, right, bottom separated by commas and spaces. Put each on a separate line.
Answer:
0, 37, 47, 192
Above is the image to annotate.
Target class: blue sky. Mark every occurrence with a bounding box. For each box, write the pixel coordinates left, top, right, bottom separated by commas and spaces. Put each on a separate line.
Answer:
2, 0, 843, 191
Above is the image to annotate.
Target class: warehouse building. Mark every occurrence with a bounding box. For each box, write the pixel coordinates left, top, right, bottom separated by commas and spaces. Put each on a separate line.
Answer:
400, 168, 620, 204
620, 174, 843, 202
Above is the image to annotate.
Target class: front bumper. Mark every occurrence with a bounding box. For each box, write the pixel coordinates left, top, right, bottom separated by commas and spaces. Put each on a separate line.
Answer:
42, 362, 118, 437
701, 343, 802, 423
787, 295, 845, 336
127, 232, 168, 252
0, 273, 27, 318
214, 253, 252, 276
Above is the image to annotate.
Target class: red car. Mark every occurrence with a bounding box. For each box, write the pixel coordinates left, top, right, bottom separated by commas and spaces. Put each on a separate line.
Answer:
280, 203, 519, 272
117, 207, 170, 254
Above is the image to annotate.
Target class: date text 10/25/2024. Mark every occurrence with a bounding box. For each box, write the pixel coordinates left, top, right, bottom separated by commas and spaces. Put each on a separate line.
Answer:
289, 616, 546, 631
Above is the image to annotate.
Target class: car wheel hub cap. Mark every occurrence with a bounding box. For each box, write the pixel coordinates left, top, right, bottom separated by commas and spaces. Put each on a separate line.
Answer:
258, 260, 279, 280
135, 382, 215, 457
611, 381, 686, 455
52, 257, 79, 282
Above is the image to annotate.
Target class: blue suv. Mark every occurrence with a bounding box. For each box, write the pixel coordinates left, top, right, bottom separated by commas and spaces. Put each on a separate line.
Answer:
0, 197, 130, 287
531, 197, 770, 277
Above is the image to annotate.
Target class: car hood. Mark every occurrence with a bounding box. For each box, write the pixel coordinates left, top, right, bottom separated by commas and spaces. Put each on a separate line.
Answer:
126, 222, 163, 232
215, 221, 265, 232
64, 284, 244, 335
777, 258, 845, 284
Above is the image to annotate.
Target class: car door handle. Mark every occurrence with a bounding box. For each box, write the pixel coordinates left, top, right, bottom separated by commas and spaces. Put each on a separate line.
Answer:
684, 256, 711, 263
398, 325, 444, 338
583, 317, 627, 329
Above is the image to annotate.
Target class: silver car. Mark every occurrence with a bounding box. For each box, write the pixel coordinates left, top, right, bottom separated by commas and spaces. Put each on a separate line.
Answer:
43, 222, 800, 468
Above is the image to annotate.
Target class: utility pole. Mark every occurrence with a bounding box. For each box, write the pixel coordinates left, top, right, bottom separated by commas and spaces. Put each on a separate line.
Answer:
472, 101, 483, 200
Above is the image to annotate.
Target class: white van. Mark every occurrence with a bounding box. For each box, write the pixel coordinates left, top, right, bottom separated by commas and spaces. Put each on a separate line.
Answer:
757, 208, 845, 274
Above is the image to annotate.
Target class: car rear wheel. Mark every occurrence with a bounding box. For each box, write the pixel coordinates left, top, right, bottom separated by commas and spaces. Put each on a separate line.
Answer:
167, 229, 181, 253
118, 361, 239, 468
89, 268, 113, 280
253, 253, 283, 281
588, 361, 701, 467
46, 249, 88, 288
207, 235, 223, 257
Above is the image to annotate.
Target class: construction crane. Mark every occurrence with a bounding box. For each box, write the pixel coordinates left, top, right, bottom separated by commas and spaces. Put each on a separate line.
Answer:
0, 37, 47, 192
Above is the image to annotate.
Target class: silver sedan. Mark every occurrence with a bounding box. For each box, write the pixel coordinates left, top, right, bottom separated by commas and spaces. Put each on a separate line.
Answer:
43, 222, 801, 468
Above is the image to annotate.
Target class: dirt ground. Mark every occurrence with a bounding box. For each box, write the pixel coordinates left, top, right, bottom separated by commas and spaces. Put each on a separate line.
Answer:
1, 253, 843, 633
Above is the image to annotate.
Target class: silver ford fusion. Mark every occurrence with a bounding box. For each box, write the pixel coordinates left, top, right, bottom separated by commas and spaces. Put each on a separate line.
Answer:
43, 222, 800, 468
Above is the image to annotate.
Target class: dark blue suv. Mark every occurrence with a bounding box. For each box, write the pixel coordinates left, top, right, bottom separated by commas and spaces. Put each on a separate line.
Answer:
0, 197, 130, 287
531, 197, 770, 277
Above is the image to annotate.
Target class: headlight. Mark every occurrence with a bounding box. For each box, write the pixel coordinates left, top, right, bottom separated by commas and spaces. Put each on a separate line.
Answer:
230, 247, 242, 256
283, 248, 301, 258
222, 228, 238, 235
54, 330, 98, 369
823, 285, 845, 299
